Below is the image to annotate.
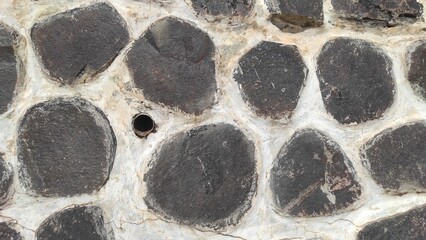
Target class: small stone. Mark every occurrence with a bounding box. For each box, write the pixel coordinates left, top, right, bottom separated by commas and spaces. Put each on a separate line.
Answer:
0, 24, 18, 114
144, 123, 256, 228
0, 156, 13, 207
361, 121, 426, 192
357, 205, 426, 240
407, 40, 426, 99
36, 205, 114, 240
265, 0, 323, 32
126, 17, 217, 115
31, 2, 130, 84
332, 0, 423, 26
233, 41, 307, 119
17, 97, 116, 197
190, 0, 254, 17
317, 37, 394, 124
0, 222, 22, 240
270, 129, 361, 217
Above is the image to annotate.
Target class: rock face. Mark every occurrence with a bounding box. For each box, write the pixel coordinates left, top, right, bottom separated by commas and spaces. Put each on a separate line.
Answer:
36, 205, 113, 240
190, 0, 254, 17
265, 0, 323, 32
126, 17, 217, 115
17, 97, 116, 197
317, 37, 395, 124
361, 121, 426, 193
31, 2, 130, 84
357, 205, 426, 240
144, 123, 257, 228
270, 129, 361, 217
0, 156, 13, 207
408, 40, 426, 99
0, 222, 22, 240
234, 41, 307, 119
332, 0, 423, 26
0, 24, 19, 114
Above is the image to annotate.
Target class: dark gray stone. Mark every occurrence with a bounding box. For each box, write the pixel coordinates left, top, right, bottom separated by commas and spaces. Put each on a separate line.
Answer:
357, 205, 426, 240
126, 17, 217, 115
0, 223, 22, 240
361, 121, 426, 192
270, 129, 361, 217
408, 41, 426, 99
234, 41, 306, 119
0, 24, 18, 114
31, 2, 130, 85
190, 0, 254, 17
332, 0, 423, 26
317, 37, 394, 124
265, 0, 323, 32
0, 156, 13, 207
144, 123, 256, 228
17, 97, 116, 197
36, 205, 113, 240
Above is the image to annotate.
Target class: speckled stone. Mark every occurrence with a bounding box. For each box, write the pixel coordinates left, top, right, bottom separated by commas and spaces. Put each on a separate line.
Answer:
0, 222, 22, 240
190, 0, 254, 17
408, 40, 426, 99
0, 156, 13, 207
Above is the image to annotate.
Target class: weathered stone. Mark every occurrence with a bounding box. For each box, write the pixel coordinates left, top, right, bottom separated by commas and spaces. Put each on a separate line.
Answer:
126, 17, 216, 115
36, 205, 113, 240
270, 129, 361, 217
17, 97, 116, 197
265, 0, 323, 32
234, 41, 307, 119
407, 40, 426, 99
361, 121, 426, 192
190, 0, 254, 17
357, 205, 426, 240
0, 24, 18, 114
0, 223, 22, 240
31, 2, 130, 84
144, 123, 256, 228
0, 156, 13, 207
332, 0, 423, 26
317, 37, 394, 124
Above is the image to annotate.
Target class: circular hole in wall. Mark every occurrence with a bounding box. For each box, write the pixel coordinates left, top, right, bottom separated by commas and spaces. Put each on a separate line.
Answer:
132, 113, 155, 138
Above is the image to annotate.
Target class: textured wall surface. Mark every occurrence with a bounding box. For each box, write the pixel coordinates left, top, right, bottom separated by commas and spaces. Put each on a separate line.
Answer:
0, 0, 426, 239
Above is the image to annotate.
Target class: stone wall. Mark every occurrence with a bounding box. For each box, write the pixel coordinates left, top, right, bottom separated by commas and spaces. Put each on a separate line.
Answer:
0, 0, 425, 239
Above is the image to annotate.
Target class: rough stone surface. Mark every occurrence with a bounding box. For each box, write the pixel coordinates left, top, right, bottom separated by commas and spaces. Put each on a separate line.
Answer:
190, 0, 254, 17
0, 223, 22, 240
317, 37, 395, 124
0, 156, 13, 207
31, 2, 130, 85
0, 24, 18, 114
17, 97, 116, 197
357, 205, 426, 240
361, 121, 426, 193
144, 123, 256, 228
234, 41, 307, 119
36, 205, 113, 240
408, 40, 426, 99
270, 129, 361, 217
332, 0, 423, 26
126, 17, 217, 115
265, 0, 323, 32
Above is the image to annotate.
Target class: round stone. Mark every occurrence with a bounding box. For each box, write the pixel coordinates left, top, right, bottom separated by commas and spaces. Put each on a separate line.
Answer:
0, 156, 13, 207
361, 121, 426, 192
408, 40, 426, 99
144, 123, 256, 228
36, 205, 113, 240
190, 0, 254, 17
234, 41, 307, 119
17, 97, 116, 197
270, 129, 361, 217
31, 2, 130, 84
317, 37, 394, 124
0, 222, 22, 240
126, 17, 217, 115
